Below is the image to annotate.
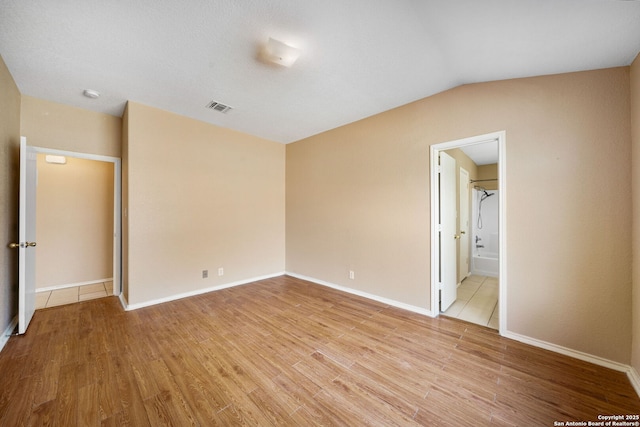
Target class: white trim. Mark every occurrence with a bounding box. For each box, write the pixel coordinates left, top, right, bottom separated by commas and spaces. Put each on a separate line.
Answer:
118, 293, 128, 311
36, 278, 113, 293
0, 316, 18, 353
430, 131, 507, 335
627, 367, 640, 398
32, 147, 122, 298
122, 272, 286, 311
503, 330, 630, 372
285, 272, 436, 318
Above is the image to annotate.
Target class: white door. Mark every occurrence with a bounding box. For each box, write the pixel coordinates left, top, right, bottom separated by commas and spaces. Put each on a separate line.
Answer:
439, 152, 457, 311
18, 137, 37, 334
459, 167, 470, 281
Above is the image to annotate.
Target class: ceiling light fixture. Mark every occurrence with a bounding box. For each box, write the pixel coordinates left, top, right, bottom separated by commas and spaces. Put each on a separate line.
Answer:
262, 38, 301, 67
83, 89, 100, 99
45, 155, 66, 164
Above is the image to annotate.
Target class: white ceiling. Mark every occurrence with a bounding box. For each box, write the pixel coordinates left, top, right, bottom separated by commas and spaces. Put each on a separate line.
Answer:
1, 0, 639, 144
460, 142, 498, 166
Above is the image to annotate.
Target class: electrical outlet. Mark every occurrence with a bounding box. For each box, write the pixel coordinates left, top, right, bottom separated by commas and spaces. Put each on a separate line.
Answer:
202, 270, 208, 279
349, 270, 355, 280
218, 267, 224, 276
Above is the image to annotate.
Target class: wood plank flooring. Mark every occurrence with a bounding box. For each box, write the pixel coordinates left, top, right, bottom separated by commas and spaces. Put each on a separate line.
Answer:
1, 275, 638, 425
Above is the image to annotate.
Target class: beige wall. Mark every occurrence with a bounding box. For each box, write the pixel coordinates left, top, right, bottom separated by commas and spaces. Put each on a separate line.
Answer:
125, 102, 285, 305
35, 155, 114, 289
477, 164, 498, 191
631, 54, 640, 373
0, 55, 21, 334
286, 67, 632, 363
20, 96, 121, 158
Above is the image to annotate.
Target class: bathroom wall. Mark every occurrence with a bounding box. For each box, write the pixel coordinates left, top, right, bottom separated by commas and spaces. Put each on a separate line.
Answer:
472, 188, 499, 256
478, 163, 498, 191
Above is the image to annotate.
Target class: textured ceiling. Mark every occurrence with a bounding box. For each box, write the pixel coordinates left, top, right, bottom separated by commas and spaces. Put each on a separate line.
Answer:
1, 0, 640, 143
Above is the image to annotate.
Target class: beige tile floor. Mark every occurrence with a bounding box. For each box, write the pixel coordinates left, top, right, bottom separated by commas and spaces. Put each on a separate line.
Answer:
35, 281, 113, 309
442, 275, 499, 329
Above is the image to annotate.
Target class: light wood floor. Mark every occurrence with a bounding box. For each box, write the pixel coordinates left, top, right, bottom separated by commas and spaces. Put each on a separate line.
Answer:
1, 275, 638, 425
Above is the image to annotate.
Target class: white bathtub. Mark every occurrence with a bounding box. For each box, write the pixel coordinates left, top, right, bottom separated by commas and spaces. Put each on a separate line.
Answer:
472, 250, 499, 278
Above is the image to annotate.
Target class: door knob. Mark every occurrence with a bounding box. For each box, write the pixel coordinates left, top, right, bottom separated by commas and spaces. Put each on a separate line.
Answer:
454, 235, 460, 240
460, 231, 466, 235
7, 242, 36, 248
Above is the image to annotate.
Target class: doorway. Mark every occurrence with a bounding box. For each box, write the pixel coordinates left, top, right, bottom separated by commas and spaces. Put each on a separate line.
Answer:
430, 131, 506, 333
32, 147, 121, 299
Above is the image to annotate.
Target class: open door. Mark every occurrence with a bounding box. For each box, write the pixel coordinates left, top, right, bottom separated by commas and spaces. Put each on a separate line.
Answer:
459, 167, 470, 281
439, 151, 457, 311
15, 137, 37, 334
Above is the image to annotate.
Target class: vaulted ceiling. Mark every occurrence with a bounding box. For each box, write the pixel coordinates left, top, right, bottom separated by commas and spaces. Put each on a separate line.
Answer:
1, 0, 639, 143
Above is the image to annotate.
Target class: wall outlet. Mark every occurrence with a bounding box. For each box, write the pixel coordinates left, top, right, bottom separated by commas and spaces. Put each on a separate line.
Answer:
202, 270, 208, 279
349, 270, 355, 280
218, 267, 224, 276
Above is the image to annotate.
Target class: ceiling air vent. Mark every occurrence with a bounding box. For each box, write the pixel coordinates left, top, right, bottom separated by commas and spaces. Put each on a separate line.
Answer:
206, 100, 233, 114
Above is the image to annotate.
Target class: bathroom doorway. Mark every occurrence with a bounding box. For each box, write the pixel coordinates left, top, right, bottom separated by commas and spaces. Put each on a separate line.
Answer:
430, 131, 506, 332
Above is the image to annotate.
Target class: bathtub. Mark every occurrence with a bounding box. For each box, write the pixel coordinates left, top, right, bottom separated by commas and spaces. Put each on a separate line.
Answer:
472, 250, 499, 278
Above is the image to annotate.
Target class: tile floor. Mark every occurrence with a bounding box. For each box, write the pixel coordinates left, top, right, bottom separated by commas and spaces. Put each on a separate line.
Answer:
442, 275, 499, 329
35, 281, 113, 309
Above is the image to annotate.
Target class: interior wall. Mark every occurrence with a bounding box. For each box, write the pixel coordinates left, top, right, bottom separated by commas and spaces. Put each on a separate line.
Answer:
35, 155, 114, 289
630, 53, 640, 374
286, 67, 632, 363
20, 96, 121, 158
125, 102, 285, 306
0, 55, 21, 335
478, 164, 499, 191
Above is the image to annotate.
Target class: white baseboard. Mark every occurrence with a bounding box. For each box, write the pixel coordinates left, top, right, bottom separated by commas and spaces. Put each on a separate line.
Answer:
37, 278, 114, 293
502, 330, 630, 372
122, 272, 286, 311
627, 366, 640, 398
0, 316, 18, 354
118, 292, 128, 311
503, 330, 640, 397
285, 271, 435, 318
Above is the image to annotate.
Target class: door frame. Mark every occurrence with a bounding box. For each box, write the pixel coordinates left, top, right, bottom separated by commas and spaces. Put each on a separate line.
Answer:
32, 146, 122, 296
430, 131, 506, 333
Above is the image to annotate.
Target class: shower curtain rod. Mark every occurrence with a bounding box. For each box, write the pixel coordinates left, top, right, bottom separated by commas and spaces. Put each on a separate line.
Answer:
470, 178, 498, 183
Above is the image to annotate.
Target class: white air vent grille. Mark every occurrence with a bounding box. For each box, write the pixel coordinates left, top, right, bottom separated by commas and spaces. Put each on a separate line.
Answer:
206, 100, 233, 113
